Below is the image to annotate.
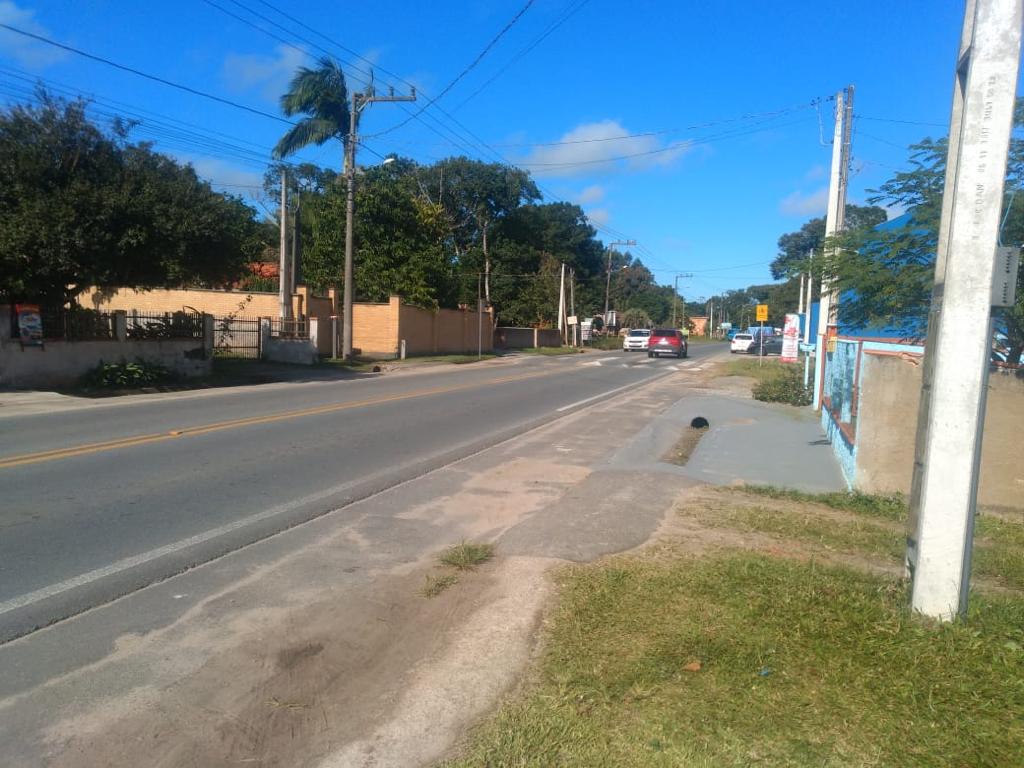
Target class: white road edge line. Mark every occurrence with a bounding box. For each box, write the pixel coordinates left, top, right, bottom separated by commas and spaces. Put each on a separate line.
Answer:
0, 366, 677, 622
556, 379, 644, 412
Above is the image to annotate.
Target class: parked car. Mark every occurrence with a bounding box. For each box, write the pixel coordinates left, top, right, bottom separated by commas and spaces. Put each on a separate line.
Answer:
748, 334, 782, 355
730, 333, 754, 353
622, 328, 652, 351
648, 328, 688, 358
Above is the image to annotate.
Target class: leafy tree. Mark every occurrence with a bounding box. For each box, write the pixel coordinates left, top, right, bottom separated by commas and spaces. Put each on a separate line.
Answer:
301, 158, 456, 307
772, 204, 887, 280
0, 92, 264, 304
826, 100, 1024, 358
620, 307, 652, 329
419, 157, 540, 302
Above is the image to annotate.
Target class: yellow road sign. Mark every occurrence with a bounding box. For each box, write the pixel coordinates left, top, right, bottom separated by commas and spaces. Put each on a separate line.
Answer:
755, 304, 769, 322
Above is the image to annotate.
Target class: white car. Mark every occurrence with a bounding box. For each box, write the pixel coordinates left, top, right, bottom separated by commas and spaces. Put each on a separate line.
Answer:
623, 328, 652, 351
731, 333, 754, 353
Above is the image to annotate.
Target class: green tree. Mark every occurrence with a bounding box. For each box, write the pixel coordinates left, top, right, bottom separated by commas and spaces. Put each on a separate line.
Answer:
419, 157, 540, 303
300, 158, 456, 307
0, 92, 264, 304
620, 307, 653, 329
772, 204, 888, 280
827, 101, 1024, 358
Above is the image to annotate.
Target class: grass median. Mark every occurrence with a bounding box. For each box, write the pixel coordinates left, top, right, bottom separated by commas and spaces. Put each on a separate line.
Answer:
443, 489, 1024, 767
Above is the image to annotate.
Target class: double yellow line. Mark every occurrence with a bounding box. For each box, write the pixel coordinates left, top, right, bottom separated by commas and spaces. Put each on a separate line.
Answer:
0, 369, 552, 470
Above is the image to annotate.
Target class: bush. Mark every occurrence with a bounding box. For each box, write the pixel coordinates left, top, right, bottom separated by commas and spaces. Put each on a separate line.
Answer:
752, 364, 812, 406
588, 335, 622, 350
81, 359, 175, 389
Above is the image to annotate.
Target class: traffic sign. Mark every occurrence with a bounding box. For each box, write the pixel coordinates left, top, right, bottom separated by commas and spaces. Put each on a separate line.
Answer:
755, 304, 769, 322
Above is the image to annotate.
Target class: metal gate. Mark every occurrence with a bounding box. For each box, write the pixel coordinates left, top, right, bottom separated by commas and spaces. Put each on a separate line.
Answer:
212, 315, 262, 359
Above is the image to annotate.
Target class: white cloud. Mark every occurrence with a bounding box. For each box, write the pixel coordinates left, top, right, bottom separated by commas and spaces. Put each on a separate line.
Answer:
0, 2, 67, 67
576, 184, 605, 205
779, 186, 829, 217
584, 207, 610, 227
222, 45, 308, 103
521, 120, 690, 178
804, 164, 827, 181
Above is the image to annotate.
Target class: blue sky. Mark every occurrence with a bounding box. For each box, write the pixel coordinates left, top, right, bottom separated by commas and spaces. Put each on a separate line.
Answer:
0, 0, 1008, 299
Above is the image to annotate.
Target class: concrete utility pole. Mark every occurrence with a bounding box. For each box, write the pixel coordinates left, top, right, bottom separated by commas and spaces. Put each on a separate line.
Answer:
569, 267, 577, 346
813, 85, 855, 409
907, 0, 1022, 621
279, 167, 290, 320
342, 84, 416, 359
604, 240, 636, 325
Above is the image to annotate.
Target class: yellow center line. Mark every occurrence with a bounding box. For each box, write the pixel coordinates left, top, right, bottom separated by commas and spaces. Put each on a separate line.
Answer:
0, 369, 555, 470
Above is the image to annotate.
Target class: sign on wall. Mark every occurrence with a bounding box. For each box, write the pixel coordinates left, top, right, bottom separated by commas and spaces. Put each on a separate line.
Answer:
15, 304, 43, 347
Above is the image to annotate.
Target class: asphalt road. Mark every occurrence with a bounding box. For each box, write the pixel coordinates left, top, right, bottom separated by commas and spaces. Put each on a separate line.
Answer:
0, 345, 722, 642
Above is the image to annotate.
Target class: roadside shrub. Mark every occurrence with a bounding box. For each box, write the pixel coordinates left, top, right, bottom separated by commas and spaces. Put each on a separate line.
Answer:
80, 359, 175, 389
753, 364, 812, 406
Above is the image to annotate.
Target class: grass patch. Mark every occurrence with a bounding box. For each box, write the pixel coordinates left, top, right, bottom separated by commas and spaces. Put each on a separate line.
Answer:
663, 425, 708, 466
721, 357, 786, 382
406, 353, 496, 364
694, 503, 905, 561
722, 487, 1024, 590
742, 486, 908, 522
519, 346, 582, 356
421, 572, 459, 598
439, 541, 495, 570
445, 552, 1024, 767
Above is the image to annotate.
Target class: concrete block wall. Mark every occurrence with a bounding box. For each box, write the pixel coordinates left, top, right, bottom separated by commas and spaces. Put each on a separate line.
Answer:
494, 327, 561, 349
822, 338, 1024, 509
0, 308, 212, 388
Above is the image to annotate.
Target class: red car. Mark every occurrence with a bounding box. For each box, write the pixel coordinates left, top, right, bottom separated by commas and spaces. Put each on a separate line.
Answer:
647, 328, 688, 358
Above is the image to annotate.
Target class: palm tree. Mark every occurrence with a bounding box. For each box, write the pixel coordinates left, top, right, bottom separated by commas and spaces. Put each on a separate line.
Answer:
272, 56, 350, 161
273, 57, 352, 354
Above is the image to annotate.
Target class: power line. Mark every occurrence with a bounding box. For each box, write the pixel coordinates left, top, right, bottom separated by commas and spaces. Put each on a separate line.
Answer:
0, 23, 294, 125
198, 0, 373, 90
486, 101, 819, 148
518, 115, 815, 169
856, 115, 948, 128
204, 0, 493, 160
451, 0, 592, 113
364, 0, 537, 139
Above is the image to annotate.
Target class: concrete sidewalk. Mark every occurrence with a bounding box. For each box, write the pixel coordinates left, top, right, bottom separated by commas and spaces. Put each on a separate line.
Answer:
606, 391, 848, 493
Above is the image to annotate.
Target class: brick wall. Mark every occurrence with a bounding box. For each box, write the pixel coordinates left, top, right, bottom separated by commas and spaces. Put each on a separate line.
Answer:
81, 286, 281, 318
353, 298, 400, 356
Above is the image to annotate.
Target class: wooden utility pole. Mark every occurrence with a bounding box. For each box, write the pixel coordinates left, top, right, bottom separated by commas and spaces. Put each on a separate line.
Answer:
603, 240, 635, 329
342, 84, 416, 359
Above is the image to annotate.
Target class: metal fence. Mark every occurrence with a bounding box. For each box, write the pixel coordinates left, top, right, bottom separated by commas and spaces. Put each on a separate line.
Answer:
37, 307, 115, 341
268, 317, 309, 339
212, 315, 262, 359
126, 310, 203, 340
